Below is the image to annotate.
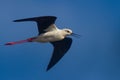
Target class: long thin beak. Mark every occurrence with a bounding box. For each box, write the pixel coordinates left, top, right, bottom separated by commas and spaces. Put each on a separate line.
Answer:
71, 33, 81, 38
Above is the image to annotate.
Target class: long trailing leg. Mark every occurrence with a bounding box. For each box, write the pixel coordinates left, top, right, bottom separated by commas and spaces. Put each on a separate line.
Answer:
4, 37, 36, 45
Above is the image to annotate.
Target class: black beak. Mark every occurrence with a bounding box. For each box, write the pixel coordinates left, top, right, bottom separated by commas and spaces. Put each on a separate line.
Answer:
71, 33, 81, 38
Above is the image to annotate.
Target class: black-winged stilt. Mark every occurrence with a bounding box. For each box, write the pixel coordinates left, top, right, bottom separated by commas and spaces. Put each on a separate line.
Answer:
4, 16, 80, 71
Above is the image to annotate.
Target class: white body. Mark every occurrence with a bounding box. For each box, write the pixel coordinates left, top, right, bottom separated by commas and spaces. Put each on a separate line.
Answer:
33, 24, 72, 42
33, 30, 64, 42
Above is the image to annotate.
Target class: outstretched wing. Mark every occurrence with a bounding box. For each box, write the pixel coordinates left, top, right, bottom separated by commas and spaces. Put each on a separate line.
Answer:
13, 16, 57, 34
47, 37, 72, 71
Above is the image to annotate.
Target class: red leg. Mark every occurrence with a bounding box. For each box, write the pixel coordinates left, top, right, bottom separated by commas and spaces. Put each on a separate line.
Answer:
5, 37, 37, 45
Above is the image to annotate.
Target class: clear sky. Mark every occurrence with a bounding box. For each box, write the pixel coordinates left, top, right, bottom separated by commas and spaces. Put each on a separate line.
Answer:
0, 0, 120, 80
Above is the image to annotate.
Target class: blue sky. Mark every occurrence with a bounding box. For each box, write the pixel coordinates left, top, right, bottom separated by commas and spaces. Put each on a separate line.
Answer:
0, 0, 120, 80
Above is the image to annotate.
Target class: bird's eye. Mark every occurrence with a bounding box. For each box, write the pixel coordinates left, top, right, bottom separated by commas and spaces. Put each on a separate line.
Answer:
66, 30, 70, 33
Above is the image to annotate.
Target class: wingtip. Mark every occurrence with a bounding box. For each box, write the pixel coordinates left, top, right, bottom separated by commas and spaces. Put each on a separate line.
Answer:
46, 69, 49, 71
46, 66, 51, 71
13, 19, 24, 22
13, 20, 17, 22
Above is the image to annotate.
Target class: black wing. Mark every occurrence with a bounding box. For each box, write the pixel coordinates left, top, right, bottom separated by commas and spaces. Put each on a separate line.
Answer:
47, 37, 72, 71
13, 16, 57, 34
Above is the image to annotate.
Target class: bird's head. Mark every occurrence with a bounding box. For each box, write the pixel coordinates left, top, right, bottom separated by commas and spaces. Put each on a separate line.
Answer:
63, 29, 72, 36
62, 28, 80, 37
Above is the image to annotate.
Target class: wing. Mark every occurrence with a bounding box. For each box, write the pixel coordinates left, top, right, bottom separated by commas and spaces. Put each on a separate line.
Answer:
47, 37, 72, 71
13, 16, 57, 34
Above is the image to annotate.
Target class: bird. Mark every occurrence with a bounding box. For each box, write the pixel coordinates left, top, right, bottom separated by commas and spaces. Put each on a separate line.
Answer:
4, 16, 80, 71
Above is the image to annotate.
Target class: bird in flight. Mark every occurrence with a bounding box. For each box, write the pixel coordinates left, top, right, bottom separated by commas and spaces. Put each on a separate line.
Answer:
4, 16, 80, 71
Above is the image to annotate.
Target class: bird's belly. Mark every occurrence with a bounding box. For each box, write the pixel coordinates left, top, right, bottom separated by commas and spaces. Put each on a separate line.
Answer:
33, 35, 64, 43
